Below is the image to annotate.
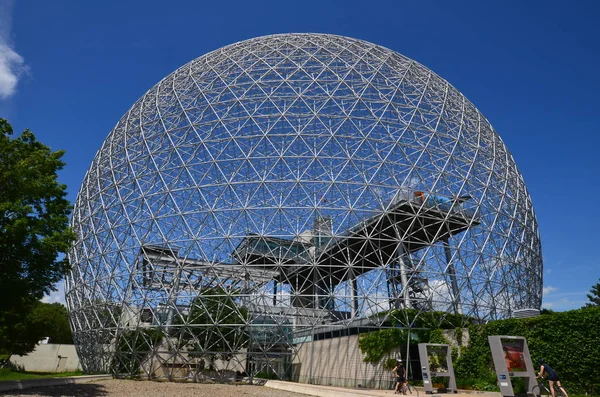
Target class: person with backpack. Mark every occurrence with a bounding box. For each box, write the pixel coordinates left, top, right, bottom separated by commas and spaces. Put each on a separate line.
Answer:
536, 358, 569, 397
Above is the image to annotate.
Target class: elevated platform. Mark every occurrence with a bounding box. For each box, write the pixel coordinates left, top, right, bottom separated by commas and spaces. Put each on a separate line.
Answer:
138, 244, 279, 290
301, 194, 478, 285
233, 192, 479, 287
138, 190, 479, 314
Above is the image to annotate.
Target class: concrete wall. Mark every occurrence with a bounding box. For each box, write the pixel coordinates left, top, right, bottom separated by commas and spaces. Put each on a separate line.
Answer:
10, 344, 81, 373
291, 328, 470, 389
292, 334, 399, 389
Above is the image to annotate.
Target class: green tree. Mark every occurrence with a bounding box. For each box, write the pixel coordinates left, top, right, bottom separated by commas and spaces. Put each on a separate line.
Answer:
112, 328, 163, 376
176, 287, 248, 368
30, 302, 73, 344
0, 302, 73, 355
585, 278, 600, 307
0, 119, 75, 355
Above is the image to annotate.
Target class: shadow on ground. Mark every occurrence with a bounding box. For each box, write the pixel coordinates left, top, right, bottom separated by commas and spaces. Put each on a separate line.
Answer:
0, 383, 108, 396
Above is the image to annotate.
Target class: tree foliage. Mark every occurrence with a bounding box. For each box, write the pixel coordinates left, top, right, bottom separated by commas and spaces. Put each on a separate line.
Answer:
0, 119, 74, 354
585, 278, 600, 307
358, 310, 470, 365
358, 328, 408, 363
176, 287, 248, 365
112, 328, 163, 376
0, 304, 40, 355
0, 302, 73, 355
78, 300, 122, 345
30, 302, 73, 344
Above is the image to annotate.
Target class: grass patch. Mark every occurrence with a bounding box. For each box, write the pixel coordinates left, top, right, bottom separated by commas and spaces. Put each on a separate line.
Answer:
0, 368, 84, 381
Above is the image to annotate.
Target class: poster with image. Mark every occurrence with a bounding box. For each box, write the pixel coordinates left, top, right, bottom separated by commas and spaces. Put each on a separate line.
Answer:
427, 346, 449, 373
501, 338, 527, 372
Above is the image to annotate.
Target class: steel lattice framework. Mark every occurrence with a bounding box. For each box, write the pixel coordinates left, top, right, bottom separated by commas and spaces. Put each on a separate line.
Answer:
66, 33, 542, 379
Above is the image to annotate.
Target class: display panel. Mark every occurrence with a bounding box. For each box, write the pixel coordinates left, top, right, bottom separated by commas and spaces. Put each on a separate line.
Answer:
427, 345, 449, 373
501, 338, 527, 373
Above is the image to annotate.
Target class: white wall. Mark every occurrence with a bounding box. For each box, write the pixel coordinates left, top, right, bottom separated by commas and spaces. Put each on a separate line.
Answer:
292, 333, 400, 389
291, 328, 470, 389
10, 344, 81, 373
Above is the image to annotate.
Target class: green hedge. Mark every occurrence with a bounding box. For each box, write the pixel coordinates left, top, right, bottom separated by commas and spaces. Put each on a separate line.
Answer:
358, 307, 600, 394
454, 306, 600, 394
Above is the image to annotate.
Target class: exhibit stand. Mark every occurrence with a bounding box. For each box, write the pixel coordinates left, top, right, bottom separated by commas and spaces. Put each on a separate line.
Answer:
417, 343, 457, 394
488, 335, 537, 397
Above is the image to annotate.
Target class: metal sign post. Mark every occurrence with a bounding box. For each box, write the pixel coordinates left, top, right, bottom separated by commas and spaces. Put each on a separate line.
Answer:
418, 343, 457, 394
488, 336, 537, 397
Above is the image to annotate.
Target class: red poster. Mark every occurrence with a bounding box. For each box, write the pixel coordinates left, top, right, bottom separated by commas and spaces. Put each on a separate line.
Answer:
501, 339, 527, 372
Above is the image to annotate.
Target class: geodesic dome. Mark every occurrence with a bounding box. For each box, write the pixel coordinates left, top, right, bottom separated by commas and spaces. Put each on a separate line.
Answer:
66, 33, 542, 378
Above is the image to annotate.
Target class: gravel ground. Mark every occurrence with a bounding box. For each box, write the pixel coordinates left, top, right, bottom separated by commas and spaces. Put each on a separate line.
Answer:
0, 379, 314, 397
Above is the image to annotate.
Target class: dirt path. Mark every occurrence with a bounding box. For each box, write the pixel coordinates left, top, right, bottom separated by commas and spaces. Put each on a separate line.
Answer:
0, 379, 314, 397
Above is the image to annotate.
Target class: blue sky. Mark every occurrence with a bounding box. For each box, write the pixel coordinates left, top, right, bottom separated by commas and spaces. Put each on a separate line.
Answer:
1, 0, 598, 311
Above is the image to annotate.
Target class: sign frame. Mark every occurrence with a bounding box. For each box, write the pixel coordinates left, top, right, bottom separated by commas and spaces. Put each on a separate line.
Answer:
417, 343, 457, 394
488, 335, 537, 397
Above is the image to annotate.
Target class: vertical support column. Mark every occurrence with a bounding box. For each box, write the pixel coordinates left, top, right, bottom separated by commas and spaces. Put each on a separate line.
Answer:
292, 271, 299, 308
392, 225, 412, 310
248, 322, 254, 385
312, 268, 319, 309
165, 266, 182, 330
273, 280, 278, 306
351, 273, 359, 317
309, 325, 315, 384
398, 242, 412, 309
387, 262, 402, 310
443, 238, 462, 315
347, 245, 359, 317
